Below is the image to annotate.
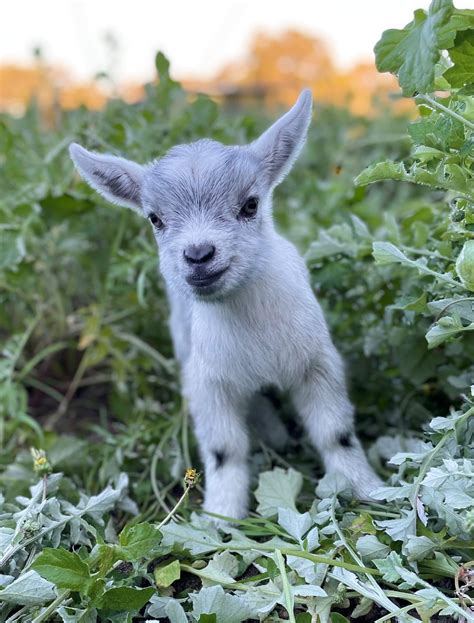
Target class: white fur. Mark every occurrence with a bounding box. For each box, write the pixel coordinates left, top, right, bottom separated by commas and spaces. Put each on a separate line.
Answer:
70, 90, 382, 520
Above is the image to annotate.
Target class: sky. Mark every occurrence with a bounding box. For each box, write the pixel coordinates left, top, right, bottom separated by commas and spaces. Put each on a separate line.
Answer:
2, 0, 471, 83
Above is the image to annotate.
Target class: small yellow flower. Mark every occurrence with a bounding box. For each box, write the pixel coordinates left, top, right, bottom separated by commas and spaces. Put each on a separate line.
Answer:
30, 448, 52, 476
184, 468, 199, 487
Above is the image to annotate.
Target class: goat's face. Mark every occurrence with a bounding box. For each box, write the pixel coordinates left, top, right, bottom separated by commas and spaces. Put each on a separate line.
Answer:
69, 90, 312, 300
141, 141, 272, 299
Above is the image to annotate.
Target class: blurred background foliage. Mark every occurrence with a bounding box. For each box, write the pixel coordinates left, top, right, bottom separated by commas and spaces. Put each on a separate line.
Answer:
0, 29, 414, 120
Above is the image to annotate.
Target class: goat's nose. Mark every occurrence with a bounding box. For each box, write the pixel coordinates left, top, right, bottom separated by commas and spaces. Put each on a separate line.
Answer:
183, 243, 216, 264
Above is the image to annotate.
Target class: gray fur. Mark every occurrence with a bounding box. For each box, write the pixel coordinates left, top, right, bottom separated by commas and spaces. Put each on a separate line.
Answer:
69, 90, 382, 520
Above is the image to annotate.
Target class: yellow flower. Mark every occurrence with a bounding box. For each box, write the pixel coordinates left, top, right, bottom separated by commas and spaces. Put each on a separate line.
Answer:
30, 448, 52, 475
184, 468, 199, 487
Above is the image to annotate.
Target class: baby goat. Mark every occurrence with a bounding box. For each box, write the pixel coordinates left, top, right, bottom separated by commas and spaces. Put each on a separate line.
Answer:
69, 90, 382, 519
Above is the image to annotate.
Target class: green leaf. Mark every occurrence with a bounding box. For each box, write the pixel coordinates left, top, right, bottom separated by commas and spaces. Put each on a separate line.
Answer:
165, 599, 188, 623
355, 161, 407, 186
445, 30, 474, 88
356, 535, 391, 561
200, 551, 239, 588
426, 316, 474, 348
373, 551, 405, 582
277, 508, 313, 542
161, 514, 223, 555
0, 570, 56, 606
155, 52, 170, 80
117, 522, 162, 561
32, 548, 93, 592
376, 510, 417, 542
154, 560, 181, 588
0, 231, 25, 269
191, 585, 253, 623
97, 586, 155, 611
372, 241, 411, 266
374, 0, 453, 95
255, 467, 303, 517
405, 535, 438, 561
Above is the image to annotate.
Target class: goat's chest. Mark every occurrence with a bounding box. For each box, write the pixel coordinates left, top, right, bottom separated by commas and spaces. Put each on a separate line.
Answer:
191, 291, 320, 390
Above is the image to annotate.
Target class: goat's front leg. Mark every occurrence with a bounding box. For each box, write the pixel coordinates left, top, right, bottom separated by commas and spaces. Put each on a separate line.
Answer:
187, 379, 250, 520
291, 347, 382, 501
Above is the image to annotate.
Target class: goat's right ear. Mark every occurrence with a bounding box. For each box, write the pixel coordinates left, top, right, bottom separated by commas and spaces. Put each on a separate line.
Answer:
69, 143, 145, 214
249, 89, 312, 188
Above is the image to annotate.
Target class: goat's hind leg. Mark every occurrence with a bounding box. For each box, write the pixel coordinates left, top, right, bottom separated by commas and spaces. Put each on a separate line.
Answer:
291, 348, 382, 500
247, 390, 289, 452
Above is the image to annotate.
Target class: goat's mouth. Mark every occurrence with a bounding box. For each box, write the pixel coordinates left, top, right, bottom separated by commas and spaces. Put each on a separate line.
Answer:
186, 266, 230, 290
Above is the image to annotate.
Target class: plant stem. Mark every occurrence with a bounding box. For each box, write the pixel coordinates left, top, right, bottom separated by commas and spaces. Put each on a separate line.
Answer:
418, 94, 474, 131
156, 483, 192, 530
31, 590, 71, 623
276, 549, 296, 623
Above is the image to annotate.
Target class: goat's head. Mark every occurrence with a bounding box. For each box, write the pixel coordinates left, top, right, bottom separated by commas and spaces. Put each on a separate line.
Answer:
69, 90, 312, 300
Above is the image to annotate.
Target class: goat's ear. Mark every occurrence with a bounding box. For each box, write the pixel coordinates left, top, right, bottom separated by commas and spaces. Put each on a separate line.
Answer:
69, 143, 145, 214
250, 89, 312, 188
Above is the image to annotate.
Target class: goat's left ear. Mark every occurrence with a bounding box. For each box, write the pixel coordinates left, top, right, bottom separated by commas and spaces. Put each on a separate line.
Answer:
250, 89, 312, 188
69, 143, 146, 214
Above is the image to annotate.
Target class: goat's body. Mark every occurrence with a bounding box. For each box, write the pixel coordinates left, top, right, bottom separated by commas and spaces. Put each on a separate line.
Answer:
70, 89, 382, 521
169, 230, 382, 518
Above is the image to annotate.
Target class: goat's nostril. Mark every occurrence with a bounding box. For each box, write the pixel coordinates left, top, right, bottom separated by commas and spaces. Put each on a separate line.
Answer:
184, 243, 216, 264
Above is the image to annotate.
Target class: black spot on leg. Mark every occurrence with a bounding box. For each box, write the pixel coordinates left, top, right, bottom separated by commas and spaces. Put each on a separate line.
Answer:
213, 450, 226, 468
338, 432, 353, 448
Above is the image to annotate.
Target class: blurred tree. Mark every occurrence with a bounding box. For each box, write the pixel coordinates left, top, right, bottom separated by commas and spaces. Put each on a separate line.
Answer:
0, 29, 413, 118
211, 30, 411, 115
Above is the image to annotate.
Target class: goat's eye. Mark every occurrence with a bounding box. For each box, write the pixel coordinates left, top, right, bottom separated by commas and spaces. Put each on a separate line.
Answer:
239, 197, 259, 219
148, 213, 164, 229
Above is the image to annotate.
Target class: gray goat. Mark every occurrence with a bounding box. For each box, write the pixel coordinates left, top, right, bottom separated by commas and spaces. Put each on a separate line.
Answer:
69, 90, 382, 520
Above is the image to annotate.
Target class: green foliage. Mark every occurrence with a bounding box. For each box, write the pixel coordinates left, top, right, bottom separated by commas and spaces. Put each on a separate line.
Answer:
1, 0, 474, 619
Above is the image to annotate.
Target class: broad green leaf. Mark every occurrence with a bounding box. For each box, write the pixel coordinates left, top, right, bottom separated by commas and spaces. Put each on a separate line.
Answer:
444, 30, 474, 87
315, 472, 352, 499
32, 548, 93, 592
355, 161, 407, 186
200, 551, 239, 588
372, 241, 412, 266
255, 467, 303, 517
0, 570, 56, 606
287, 555, 327, 584
292, 584, 326, 598
356, 535, 391, 561
388, 292, 428, 313
117, 522, 162, 561
373, 552, 406, 583
376, 510, 417, 541
455, 240, 474, 291
0, 231, 25, 269
191, 585, 253, 623
161, 515, 223, 555
154, 560, 181, 588
165, 599, 188, 623
97, 586, 155, 611
405, 535, 438, 561
374, 0, 453, 95
426, 316, 474, 348
428, 298, 474, 323
277, 508, 313, 542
